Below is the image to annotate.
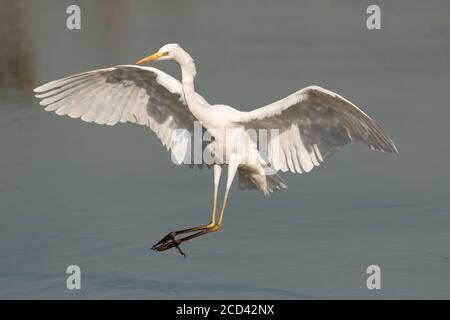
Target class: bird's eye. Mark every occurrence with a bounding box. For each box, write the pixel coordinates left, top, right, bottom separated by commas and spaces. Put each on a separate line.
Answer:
163, 52, 169, 56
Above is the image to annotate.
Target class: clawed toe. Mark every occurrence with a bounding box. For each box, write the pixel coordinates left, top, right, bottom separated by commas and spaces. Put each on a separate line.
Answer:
153, 232, 177, 247
151, 232, 186, 256
151, 225, 220, 257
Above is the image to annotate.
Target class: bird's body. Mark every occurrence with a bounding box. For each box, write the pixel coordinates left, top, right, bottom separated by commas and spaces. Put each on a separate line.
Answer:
34, 44, 397, 255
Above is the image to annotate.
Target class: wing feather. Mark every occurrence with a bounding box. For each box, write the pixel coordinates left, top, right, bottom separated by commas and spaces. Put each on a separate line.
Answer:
240, 85, 397, 174
34, 65, 211, 167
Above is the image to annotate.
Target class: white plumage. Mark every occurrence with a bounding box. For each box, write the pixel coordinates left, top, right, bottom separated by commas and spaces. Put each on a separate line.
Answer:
34, 65, 208, 165
34, 43, 397, 255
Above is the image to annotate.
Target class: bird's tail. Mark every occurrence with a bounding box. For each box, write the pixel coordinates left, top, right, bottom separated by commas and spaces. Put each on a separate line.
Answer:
238, 166, 288, 196
265, 173, 288, 195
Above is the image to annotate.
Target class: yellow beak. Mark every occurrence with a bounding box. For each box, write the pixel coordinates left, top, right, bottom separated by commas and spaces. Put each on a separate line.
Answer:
136, 52, 164, 65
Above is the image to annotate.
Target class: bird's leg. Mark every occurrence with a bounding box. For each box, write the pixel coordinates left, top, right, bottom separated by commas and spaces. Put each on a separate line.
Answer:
152, 159, 239, 256
217, 158, 239, 226
151, 165, 222, 255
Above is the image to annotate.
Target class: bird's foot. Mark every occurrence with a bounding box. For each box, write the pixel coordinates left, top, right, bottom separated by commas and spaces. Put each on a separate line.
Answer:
151, 224, 220, 257
151, 231, 186, 257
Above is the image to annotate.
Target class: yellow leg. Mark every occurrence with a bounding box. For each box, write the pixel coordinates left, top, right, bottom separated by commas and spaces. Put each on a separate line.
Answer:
177, 173, 219, 233
218, 158, 239, 226
152, 165, 222, 255
209, 164, 222, 225
152, 160, 239, 256
217, 189, 229, 226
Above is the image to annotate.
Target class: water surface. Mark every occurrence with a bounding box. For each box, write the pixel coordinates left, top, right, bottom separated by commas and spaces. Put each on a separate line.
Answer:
1, 0, 450, 299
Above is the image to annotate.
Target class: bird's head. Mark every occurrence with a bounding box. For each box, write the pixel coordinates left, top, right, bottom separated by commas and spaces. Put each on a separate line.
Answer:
136, 43, 182, 64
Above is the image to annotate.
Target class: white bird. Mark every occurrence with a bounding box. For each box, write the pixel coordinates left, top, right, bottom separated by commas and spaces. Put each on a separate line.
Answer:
34, 43, 398, 256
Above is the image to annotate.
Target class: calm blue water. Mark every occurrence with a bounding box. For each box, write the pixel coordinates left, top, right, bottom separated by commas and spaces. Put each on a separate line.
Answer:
0, 0, 449, 299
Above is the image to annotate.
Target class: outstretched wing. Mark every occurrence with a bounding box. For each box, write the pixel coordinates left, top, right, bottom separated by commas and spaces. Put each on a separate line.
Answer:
34, 65, 209, 167
239, 86, 398, 174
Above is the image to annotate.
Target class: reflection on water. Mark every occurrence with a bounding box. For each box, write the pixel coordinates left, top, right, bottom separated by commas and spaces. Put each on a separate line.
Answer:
1, 0, 450, 299
0, 0, 34, 97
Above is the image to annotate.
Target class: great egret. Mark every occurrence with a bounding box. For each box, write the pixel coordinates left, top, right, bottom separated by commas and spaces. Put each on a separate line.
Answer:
34, 43, 398, 256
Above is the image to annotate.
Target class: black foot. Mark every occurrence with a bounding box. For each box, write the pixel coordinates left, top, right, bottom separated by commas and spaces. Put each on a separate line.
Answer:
151, 231, 186, 257
151, 225, 220, 257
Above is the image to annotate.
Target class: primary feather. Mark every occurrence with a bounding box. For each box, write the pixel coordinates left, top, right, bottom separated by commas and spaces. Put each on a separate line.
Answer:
240, 85, 398, 174
34, 65, 210, 167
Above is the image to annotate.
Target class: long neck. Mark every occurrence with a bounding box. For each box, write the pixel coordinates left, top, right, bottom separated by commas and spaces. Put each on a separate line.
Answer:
177, 53, 209, 121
